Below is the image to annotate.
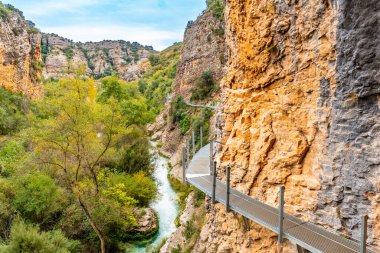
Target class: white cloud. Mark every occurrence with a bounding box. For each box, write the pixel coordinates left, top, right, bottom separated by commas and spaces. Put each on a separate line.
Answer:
25, 0, 102, 15
42, 24, 183, 50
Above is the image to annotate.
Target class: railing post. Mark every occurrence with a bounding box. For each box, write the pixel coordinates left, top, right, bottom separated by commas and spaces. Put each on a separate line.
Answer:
192, 130, 195, 155
209, 140, 213, 175
200, 126, 203, 148
186, 138, 190, 165
212, 161, 217, 204
226, 166, 230, 212
278, 186, 285, 244
182, 147, 187, 185
361, 215, 368, 253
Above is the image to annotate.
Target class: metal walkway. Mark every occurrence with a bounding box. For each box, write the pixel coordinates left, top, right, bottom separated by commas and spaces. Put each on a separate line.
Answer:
185, 144, 377, 253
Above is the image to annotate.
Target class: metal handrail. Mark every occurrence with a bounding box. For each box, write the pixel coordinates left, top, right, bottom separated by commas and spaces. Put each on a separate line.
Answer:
183, 142, 376, 253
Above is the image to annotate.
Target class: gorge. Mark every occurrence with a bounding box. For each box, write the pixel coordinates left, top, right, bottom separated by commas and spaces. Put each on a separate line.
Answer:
0, 0, 379, 253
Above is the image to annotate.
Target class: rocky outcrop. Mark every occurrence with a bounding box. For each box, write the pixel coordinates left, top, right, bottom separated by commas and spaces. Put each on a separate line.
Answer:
173, 10, 226, 100
42, 33, 154, 81
159, 192, 203, 253
194, 0, 380, 252
153, 9, 227, 180
133, 208, 158, 238
0, 6, 43, 98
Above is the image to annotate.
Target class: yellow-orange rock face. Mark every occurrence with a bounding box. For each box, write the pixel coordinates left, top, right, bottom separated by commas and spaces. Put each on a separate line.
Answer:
0, 11, 43, 99
193, 0, 379, 252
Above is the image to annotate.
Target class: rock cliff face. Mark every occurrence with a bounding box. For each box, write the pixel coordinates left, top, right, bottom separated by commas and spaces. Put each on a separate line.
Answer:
316, 0, 380, 244
192, 0, 380, 252
0, 6, 42, 98
156, 10, 226, 179
153, 9, 226, 253
42, 33, 154, 80
173, 10, 226, 100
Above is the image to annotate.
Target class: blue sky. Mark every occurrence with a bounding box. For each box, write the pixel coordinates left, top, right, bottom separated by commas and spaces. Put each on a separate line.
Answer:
4, 0, 206, 50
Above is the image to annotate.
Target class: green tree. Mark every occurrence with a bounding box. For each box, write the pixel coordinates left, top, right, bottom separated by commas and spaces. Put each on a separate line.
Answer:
115, 130, 154, 175
32, 71, 127, 253
87, 76, 97, 103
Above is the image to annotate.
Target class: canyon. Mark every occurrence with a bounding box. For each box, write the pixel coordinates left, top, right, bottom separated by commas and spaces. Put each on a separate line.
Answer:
0, 0, 379, 252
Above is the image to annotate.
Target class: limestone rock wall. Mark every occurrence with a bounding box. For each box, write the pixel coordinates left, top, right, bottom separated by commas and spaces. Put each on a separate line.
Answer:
154, 9, 227, 253
42, 33, 154, 81
194, 0, 379, 252
156, 10, 227, 180
173, 10, 227, 100
315, 0, 380, 245
0, 9, 42, 98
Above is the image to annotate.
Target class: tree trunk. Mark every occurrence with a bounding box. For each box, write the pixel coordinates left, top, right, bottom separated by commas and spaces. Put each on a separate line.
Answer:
78, 197, 106, 253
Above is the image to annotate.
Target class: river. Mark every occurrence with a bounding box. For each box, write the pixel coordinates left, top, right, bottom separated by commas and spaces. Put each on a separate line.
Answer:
127, 147, 178, 252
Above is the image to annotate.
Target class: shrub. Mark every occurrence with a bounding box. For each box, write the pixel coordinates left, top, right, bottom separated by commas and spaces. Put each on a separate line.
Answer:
123, 172, 157, 206
13, 174, 67, 225
170, 96, 191, 135
213, 27, 225, 37
31, 60, 45, 71
62, 46, 74, 60
29, 27, 40, 34
0, 218, 79, 253
194, 189, 205, 207
190, 71, 215, 101
0, 140, 25, 176
116, 136, 154, 175
180, 114, 190, 135
0, 4, 10, 20
0, 87, 27, 135
171, 245, 182, 253
171, 96, 187, 123
0, 179, 15, 240
191, 108, 213, 147
184, 220, 196, 240
206, 0, 224, 21
148, 54, 160, 66
11, 28, 23, 36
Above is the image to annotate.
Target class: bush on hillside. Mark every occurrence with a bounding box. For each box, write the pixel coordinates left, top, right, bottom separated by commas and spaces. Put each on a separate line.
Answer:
0, 88, 27, 135
0, 140, 25, 177
190, 71, 215, 101
13, 174, 67, 225
170, 96, 190, 135
0, 4, 10, 20
0, 218, 79, 253
206, 0, 224, 21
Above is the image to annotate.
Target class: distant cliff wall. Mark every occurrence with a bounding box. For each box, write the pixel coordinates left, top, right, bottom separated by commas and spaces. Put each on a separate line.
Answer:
42, 33, 154, 81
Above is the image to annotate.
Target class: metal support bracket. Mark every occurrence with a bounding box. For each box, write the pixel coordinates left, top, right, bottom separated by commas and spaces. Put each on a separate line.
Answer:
226, 166, 231, 212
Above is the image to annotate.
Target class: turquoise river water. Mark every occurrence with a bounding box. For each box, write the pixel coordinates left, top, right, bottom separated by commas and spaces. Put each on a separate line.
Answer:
127, 148, 178, 252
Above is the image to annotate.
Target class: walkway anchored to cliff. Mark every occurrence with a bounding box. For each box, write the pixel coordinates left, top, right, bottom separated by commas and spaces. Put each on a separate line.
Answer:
182, 132, 376, 253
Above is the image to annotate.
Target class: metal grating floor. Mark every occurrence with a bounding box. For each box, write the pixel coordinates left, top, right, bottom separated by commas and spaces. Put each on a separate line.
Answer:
186, 144, 377, 253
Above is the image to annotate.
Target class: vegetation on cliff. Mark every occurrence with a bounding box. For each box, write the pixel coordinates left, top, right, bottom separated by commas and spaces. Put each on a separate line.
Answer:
206, 0, 224, 21
137, 42, 182, 114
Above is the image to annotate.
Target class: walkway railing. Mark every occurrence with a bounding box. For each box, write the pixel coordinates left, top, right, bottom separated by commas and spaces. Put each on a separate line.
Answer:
182, 128, 377, 253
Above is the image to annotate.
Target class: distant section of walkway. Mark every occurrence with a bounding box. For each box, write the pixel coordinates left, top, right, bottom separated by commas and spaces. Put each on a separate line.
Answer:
183, 100, 217, 110
186, 144, 376, 253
